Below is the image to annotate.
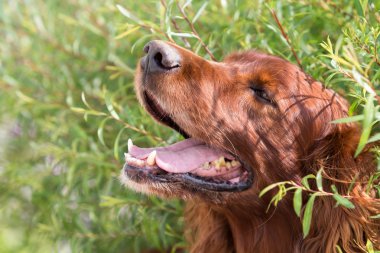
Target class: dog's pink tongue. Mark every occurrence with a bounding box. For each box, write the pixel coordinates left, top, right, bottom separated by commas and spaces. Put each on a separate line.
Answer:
129, 138, 233, 173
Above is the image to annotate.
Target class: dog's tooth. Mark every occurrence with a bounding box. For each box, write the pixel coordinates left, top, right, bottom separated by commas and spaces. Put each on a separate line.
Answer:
226, 162, 231, 168
146, 150, 157, 166
219, 157, 226, 167
231, 160, 241, 167
202, 162, 210, 170
128, 138, 133, 152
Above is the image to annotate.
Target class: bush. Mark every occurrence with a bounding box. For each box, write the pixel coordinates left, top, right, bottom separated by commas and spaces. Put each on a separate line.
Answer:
0, 0, 379, 252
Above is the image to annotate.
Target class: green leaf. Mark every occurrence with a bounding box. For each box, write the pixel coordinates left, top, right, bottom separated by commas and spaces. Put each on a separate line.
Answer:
368, 133, 380, 143
105, 91, 121, 120
355, 94, 375, 157
192, 2, 208, 24
370, 214, 380, 219
302, 193, 317, 238
301, 175, 315, 190
359, 0, 368, 17
316, 169, 323, 191
335, 245, 343, 253
183, 0, 192, 10
97, 117, 110, 146
366, 239, 374, 253
168, 32, 197, 38
115, 26, 140, 40
293, 188, 303, 217
70, 107, 87, 114
332, 193, 355, 209
81, 92, 93, 109
259, 181, 289, 198
116, 4, 142, 24
100, 196, 127, 207
331, 186, 355, 209
114, 127, 127, 160
331, 114, 364, 124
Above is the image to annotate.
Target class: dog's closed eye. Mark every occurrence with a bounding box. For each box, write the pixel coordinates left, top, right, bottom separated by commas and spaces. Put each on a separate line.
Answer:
250, 87, 274, 104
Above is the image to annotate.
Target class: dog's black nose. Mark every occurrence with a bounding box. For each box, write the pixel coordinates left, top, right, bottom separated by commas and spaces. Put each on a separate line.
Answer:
142, 40, 181, 72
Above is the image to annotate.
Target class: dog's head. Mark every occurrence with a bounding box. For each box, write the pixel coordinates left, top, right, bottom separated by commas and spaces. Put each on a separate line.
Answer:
120, 40, 355, 202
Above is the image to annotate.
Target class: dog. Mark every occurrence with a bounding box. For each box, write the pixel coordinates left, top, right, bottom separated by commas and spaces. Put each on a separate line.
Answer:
120, 40, 380, 253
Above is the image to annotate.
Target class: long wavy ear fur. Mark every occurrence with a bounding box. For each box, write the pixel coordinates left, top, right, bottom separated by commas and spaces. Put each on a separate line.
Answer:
302, 123, 380, 253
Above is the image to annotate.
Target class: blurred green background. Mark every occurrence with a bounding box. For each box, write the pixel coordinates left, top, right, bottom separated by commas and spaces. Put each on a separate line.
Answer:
0, 0, 379, 252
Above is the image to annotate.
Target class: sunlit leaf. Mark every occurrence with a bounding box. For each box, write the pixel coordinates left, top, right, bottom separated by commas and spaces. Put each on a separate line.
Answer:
331, 115, 364, 124
366, 239, 374, 253
301, 175, 315, 190
259, 182, 290, 198
302, 193, 317, 238
192, 2, 208, 24
114, 127, 127, 160
316, 169, 323, 192
355, 94, 374, 157
97, 117, 110, 146
104, 91, 121, 120
115, 26, 140, 40
293, 188, 303, 217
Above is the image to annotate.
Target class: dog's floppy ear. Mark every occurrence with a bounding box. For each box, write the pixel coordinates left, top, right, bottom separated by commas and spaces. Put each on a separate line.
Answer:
301, 123, 380, 252
302, 189, 380, 252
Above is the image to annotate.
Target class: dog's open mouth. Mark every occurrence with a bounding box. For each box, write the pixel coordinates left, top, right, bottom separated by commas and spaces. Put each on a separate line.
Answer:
123, 92, 253, 192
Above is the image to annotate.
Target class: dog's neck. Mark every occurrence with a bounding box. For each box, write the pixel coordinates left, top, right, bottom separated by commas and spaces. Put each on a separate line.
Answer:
186, 199, 302, 253
226, 201, 302, 253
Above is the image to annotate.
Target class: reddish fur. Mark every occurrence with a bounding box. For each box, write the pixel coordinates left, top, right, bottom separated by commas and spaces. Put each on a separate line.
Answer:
132, 42, 380, 253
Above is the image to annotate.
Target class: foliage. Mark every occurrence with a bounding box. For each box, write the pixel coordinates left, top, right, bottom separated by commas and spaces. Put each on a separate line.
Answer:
0, 0, 379, 252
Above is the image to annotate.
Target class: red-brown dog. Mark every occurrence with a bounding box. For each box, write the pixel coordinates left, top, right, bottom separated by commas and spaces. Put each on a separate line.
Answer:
121, 40, 380, 253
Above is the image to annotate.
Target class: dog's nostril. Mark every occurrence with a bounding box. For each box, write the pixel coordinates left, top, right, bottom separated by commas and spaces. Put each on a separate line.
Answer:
143, 45, 150, 54
153, 52, 165, 69
153, 51, 180, 70
143, 40, 181, 72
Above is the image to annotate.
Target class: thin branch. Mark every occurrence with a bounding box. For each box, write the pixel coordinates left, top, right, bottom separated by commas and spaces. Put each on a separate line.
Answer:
160, 0, 191, 47
110, 116, 165, 143
334, 63, 380, 104
270, 9, 303, 70
176, 2, 216, 61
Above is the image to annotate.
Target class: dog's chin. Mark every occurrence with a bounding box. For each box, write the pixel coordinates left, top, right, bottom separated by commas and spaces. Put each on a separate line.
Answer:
119, 168, 234, 203
120, 171, 181, 198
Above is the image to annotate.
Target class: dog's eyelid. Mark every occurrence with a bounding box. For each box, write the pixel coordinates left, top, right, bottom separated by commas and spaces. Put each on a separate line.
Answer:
249, 86, 276, 105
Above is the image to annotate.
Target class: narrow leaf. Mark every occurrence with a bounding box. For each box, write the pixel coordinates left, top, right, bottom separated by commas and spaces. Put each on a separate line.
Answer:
331, 115, 364, 124
114, 127, 127, 160
168, 32, 197, 38
259, 182, 289, 198
366, 239, 374, 253
301, 175, 315, 190
293, 188, 303, 217
332, 192, 355, 209
192, 2, 208, 24
368, 133, 380, 143
116, 4, 142, 24
355, 94, 374, 157
97, 117, 110, 146
335, 245, 343, 253
316, 169, 323, 191
115, 26, 140, 40
70, 107, 87, 114
302, 193, 317, 238
370, 214, 380, 219
104, 92, 121, 120
81, 92, 93, 109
